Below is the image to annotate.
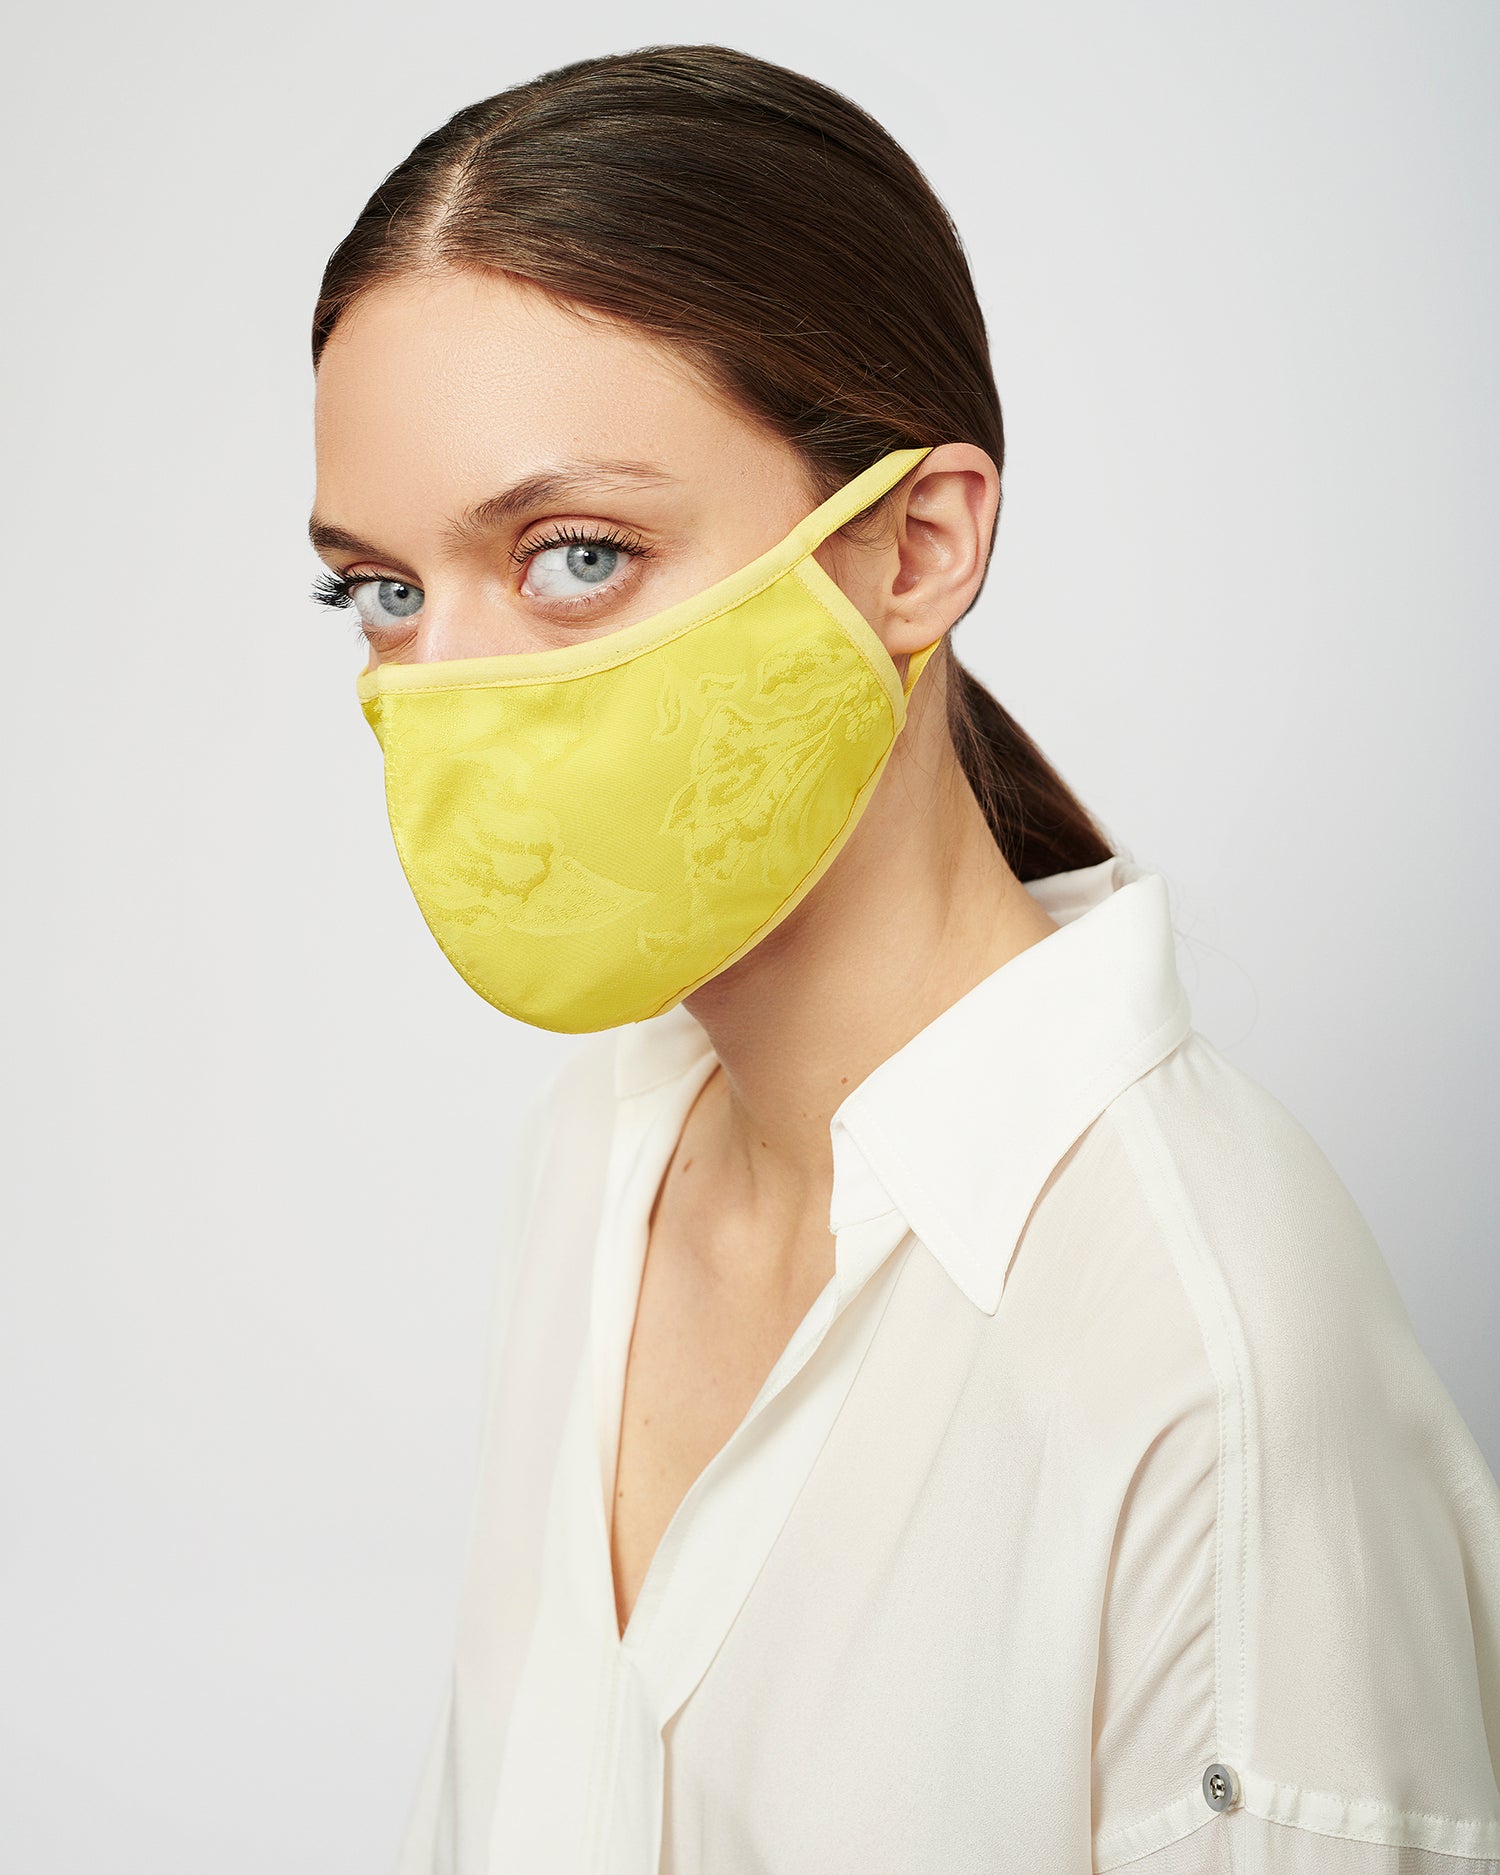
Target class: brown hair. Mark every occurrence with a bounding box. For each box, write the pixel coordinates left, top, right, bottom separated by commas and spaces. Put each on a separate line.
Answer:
312, 43, 1114, 880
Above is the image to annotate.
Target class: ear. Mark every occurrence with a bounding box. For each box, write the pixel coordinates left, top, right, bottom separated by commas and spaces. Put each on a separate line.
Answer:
811, 442, 1000, 667
878, 442, 1000, 661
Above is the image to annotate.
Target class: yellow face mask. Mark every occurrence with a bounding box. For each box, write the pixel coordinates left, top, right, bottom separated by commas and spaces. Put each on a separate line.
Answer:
356, 443, 940, 1033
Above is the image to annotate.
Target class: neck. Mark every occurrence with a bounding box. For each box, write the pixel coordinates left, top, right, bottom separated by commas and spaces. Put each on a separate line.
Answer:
678, 666, 1061, 1266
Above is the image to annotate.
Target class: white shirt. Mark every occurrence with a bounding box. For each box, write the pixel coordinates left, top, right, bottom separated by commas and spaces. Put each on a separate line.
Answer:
392, 853, 1500, 1874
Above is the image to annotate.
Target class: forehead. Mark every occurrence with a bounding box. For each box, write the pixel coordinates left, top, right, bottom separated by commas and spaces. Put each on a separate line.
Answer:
313, 270, 736, 482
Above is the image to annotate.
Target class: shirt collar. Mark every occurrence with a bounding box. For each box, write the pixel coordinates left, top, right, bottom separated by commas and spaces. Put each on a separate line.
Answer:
612, 853, 1191, 1315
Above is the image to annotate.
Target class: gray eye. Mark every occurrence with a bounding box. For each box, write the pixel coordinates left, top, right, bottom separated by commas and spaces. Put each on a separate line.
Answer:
566, 543, 618, 586
528, 542, 623, 598
353, 578, 424, 626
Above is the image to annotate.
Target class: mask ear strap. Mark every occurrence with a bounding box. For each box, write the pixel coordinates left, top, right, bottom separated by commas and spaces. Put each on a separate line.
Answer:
901, 634, 944, 700
790, 443, 944, 707
787, 444, 936, 557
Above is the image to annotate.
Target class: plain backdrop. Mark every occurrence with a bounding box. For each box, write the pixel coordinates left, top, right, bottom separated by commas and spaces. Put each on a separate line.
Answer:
2, 0, 1496, 1866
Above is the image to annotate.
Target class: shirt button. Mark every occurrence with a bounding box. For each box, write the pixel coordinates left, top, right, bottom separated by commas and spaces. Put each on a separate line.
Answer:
1202, 1762, 1240, 1812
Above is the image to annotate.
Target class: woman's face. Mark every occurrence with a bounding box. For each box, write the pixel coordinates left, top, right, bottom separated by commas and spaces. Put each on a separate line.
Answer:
311, 269, 881, 669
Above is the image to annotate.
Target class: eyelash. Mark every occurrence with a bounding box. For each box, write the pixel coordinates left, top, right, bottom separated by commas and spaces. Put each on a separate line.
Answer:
508, 522, 654, 570
309, 569, 365, 610
309, 524, 655, 622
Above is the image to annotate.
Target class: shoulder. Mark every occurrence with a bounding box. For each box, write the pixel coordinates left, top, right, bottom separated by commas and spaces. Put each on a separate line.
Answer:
1074, 1030, 1500, 1867
1104, 1028, 1494, 1505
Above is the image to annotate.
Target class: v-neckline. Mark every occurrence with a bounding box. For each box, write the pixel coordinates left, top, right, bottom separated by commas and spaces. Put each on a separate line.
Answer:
591, 1049, 721, 1645
582, 1047, 916, 1667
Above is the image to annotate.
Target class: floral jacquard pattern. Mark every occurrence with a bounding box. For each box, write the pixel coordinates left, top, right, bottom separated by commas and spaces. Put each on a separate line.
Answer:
363, 582, 902, 1030
404, 744, 655, 940
655, 640, 887, 890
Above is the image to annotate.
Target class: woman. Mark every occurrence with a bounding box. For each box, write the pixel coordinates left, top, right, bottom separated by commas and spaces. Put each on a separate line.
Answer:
308, 44, 1500, 1875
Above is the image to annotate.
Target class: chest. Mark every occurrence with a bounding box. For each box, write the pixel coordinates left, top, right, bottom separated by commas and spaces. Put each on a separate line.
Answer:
606, 1199, 833, 1640
648, 1245, 1114, 1873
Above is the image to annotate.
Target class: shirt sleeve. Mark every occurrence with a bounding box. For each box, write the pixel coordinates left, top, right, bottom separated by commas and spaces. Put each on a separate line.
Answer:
1093, 1060, 1500, 1871
1090, 1354, 1220, 1858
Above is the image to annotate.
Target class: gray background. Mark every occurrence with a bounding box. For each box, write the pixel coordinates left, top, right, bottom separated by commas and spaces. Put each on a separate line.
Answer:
3, 0, 1496, 1866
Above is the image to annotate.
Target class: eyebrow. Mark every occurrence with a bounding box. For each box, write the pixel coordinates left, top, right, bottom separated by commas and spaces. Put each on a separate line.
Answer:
307, 457, 680, 559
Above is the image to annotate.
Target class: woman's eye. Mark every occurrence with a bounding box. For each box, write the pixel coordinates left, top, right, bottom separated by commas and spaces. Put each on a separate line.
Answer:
523, 539, 630, 601
351, 578, 424, 628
